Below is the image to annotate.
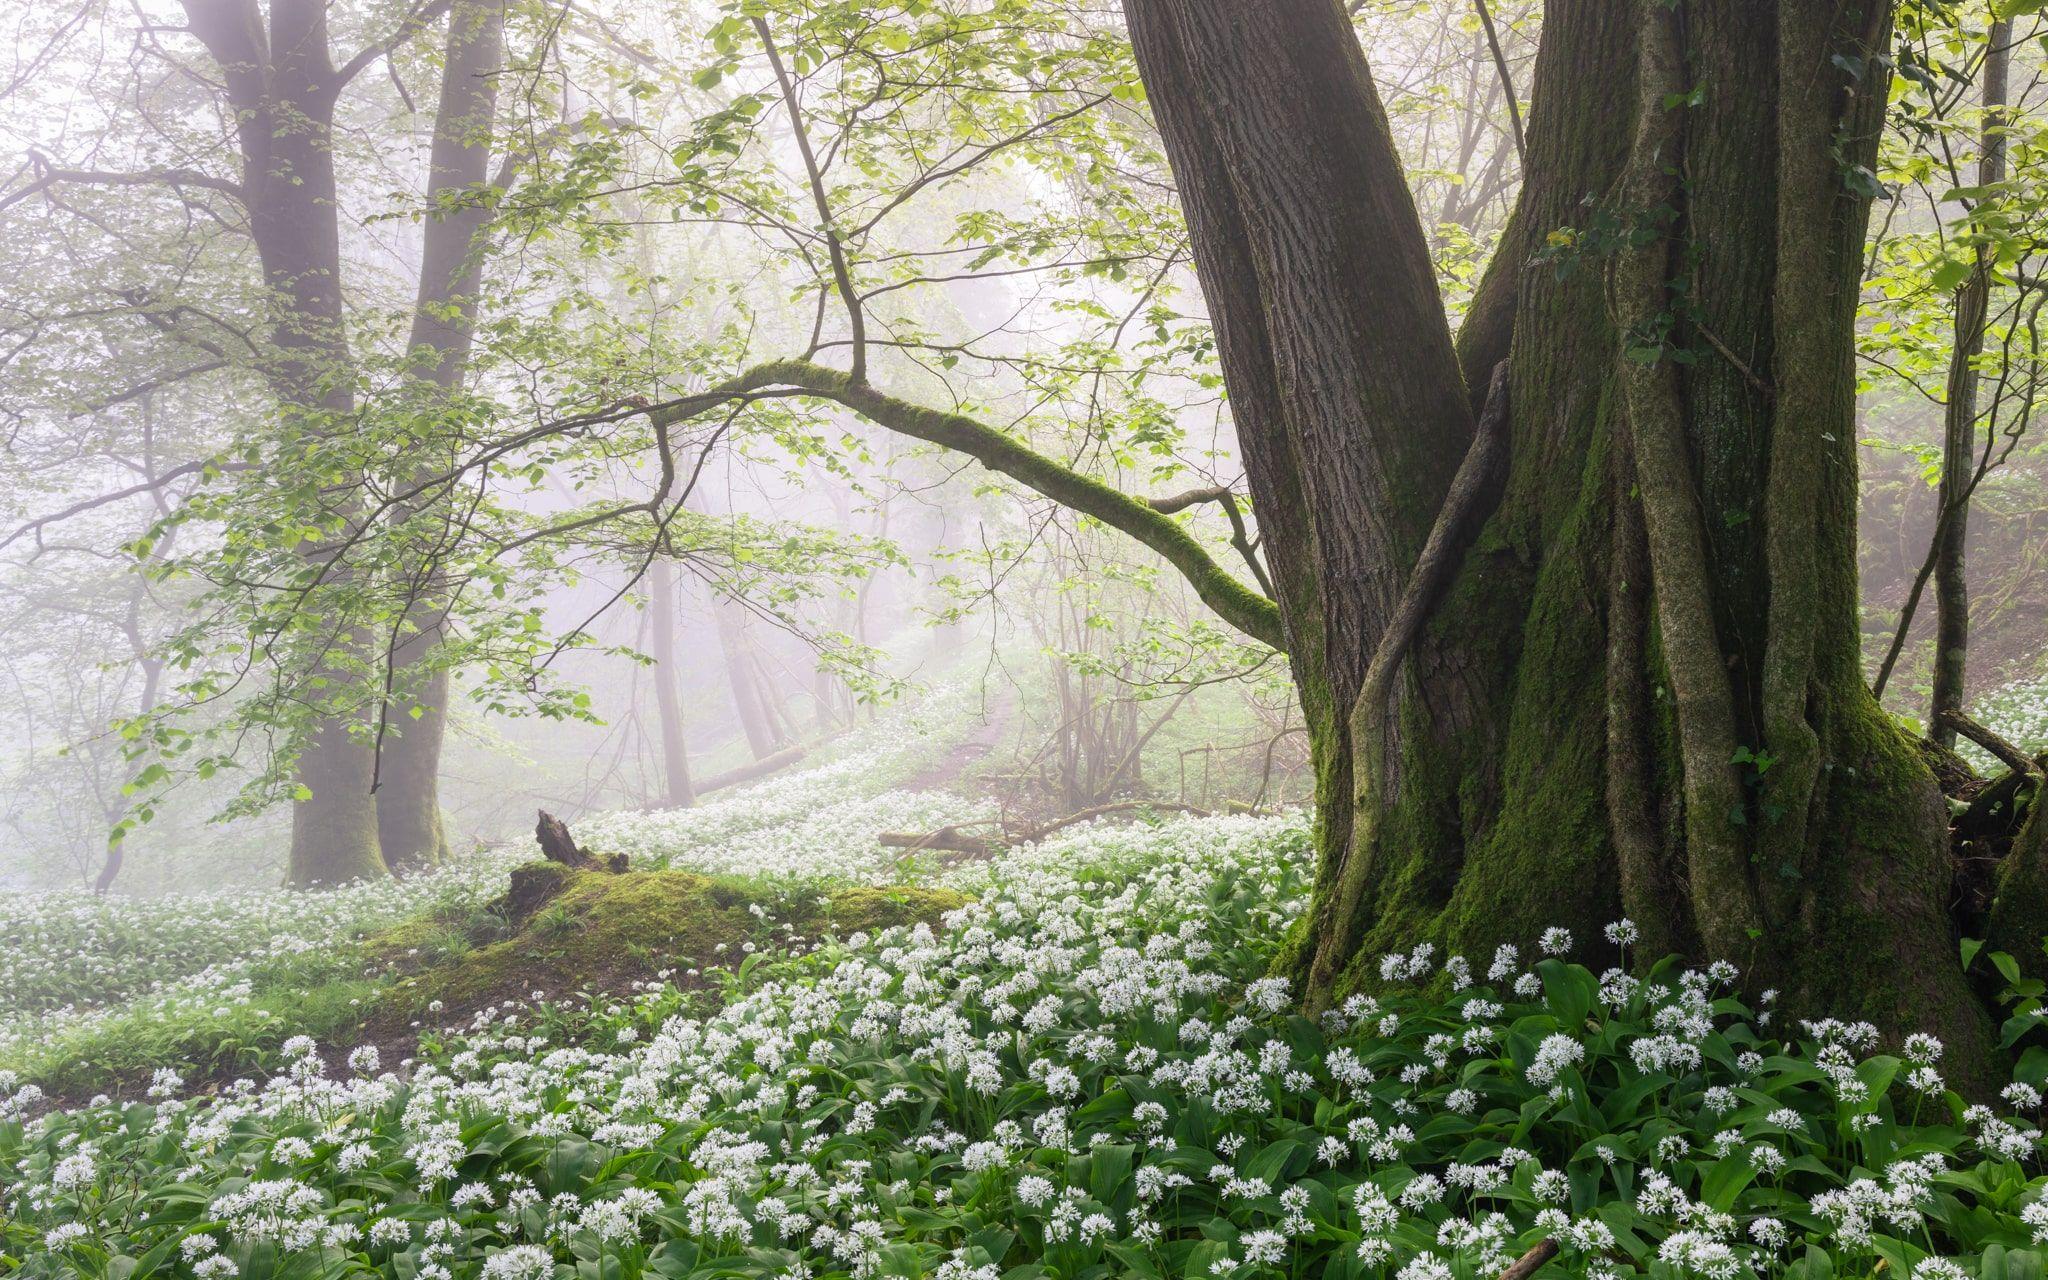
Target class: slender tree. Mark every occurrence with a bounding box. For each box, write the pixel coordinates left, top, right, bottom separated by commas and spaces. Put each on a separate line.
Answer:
647, 558, 698, 809
1931, 18, 2011, 751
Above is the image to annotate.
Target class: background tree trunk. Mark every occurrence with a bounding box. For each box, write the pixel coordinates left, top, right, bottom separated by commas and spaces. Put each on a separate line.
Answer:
1931, 19, 2010, 750
649, 559, 698, 808
1129, 0, 2001, 1061
377, 0, 507, 873
716, 601, 786, 759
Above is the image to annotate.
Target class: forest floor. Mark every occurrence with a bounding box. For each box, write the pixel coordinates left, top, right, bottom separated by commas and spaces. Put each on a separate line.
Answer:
904, 682, 1015, 792
8, 681, 2048, 1279
10, 787, 2048, 1280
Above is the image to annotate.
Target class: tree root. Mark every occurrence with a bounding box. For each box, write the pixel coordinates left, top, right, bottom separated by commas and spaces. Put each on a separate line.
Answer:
1939, 709, 2040, 778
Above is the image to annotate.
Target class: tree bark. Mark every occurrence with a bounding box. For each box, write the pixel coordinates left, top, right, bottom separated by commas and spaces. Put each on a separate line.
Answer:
1930, 19, 2009, 749
1123, 0, 1997, 1063
649, 559, 698, 808
376, 0, 508, 873
178, 0, 388, 887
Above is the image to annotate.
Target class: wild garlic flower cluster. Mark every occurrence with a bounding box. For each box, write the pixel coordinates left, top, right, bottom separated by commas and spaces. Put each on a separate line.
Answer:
579, 681, 997, 880
0, 850, 523, 1061
1959, 671, 2048, 774
1, 684, 1000, 1081
8, 806, 2048, 1280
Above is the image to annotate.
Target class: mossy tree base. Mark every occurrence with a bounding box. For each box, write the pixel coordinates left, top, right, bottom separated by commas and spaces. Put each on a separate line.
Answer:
1122, 0, 2007, 1074
33, 862, 965, 1105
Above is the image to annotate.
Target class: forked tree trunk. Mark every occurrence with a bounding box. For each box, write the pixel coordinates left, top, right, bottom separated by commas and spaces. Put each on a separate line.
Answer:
1127, 0, 2007, 1063
180, 0, 504, 885
178, 0, 386, 887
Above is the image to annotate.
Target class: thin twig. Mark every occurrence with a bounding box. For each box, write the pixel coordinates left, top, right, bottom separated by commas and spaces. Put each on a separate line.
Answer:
1473, 0, 1526, 164
754, 17, 867, 384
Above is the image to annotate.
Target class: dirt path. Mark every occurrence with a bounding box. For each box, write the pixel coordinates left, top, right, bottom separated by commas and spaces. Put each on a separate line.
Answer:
906, 684, 1014, 791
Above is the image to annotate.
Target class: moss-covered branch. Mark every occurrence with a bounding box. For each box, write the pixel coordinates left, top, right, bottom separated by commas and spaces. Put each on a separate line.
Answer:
652, 360, 1286, 651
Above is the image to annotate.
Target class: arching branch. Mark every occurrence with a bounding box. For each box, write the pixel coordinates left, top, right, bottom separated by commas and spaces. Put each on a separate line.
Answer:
1146, 483, 1274, 598
648, 359, 1286, 650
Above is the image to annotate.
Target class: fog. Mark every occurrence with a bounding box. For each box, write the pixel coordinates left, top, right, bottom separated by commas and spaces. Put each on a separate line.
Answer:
0, 0, 2040, 896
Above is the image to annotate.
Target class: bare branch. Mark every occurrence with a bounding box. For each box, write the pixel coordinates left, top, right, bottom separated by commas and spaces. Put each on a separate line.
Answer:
0, 153, 245, 215
754, 16, 867, 384
733, 359, 1285, 649
1471, 0, 1525, 164
0, 458, 247, 553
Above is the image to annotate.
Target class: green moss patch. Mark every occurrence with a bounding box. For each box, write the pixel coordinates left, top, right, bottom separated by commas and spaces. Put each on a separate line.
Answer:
24, 867, 965, 1106
368, 867, 964, 1031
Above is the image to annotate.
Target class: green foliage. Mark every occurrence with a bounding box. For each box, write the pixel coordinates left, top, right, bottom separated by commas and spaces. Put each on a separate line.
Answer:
7, 812, 2048, 1280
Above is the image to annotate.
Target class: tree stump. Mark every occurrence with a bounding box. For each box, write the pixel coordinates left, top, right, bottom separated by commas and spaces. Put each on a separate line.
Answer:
535, 810, 626, 873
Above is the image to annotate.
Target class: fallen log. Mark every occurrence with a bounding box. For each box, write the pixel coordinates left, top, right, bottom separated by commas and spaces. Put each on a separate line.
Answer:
879, 824, 1001, 856
879, 801, 1213, 859
1012, 801, 1209, 844
696, 745, 807, 796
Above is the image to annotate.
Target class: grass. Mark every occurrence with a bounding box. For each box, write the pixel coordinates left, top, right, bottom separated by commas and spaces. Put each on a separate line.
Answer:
8, 860, 966, 1103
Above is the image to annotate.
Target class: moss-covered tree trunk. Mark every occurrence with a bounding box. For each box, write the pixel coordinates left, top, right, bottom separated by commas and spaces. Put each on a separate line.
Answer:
1127, 0, 1999, 1058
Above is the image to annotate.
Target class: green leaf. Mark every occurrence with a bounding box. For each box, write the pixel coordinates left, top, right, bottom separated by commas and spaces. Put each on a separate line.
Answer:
1929, 256, 1975, 293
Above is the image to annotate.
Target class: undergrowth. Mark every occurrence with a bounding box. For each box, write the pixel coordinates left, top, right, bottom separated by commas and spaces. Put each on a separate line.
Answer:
8, 813, 2048, 1280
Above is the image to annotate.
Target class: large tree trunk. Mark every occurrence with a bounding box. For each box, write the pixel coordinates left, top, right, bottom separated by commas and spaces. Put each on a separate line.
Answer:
179, 0, 387, 887
1128, 0, 2001, 1060
376, 0, 507, 873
